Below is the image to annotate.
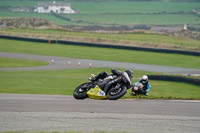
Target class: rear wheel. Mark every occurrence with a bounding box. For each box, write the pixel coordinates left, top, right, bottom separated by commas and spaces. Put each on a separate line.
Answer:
107, 85, 127, 100
73, 83, 91, 99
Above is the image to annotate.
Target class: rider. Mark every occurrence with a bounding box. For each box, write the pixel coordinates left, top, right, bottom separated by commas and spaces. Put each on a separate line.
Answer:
132, 75, 151, 96
89, 68, 133, 82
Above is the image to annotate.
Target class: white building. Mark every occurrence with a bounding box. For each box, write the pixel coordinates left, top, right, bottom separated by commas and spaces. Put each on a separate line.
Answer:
34, 1, 75, 14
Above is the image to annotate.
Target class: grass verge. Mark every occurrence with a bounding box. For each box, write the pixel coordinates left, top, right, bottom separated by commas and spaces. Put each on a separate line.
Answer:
1, 28, 200, 51
0, 57, 48, 68
0, 68, 199, 100
0, 39, 200, 69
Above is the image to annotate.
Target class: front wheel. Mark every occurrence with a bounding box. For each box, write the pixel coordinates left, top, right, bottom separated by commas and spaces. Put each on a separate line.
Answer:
107, 85, 127, 100
73, 83, 91, 100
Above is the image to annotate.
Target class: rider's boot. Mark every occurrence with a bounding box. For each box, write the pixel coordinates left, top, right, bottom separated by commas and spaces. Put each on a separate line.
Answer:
131, 92, 136, 96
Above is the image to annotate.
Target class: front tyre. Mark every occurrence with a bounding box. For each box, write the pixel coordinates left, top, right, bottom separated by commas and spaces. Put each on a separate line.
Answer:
73, 83, 90, 100
107, 85, 127, 100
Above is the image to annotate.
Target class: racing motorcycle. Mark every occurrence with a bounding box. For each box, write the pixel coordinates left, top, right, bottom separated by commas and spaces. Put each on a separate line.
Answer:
131, 82, 145, 95
73, 69, 133, 100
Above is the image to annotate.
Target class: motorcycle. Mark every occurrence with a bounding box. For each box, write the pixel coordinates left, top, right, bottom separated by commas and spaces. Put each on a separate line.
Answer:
73, 69, 132, 100
131, 82, 145, 95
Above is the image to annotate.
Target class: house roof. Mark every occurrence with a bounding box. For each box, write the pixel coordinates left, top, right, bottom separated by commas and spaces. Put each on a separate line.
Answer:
37, 2, 70, 7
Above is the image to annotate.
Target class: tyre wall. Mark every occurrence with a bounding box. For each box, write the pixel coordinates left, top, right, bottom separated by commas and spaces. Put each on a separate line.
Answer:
148, 75, 200, 86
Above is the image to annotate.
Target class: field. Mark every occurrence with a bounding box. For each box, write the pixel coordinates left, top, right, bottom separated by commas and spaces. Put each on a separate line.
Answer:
0, 0, 200, 100
1, 28, 200, 51
1, 39, 200, 69
1, 68, 200, 100
1, 1, 200, 133
0, 39, 200, 100
0, 0, 200, 27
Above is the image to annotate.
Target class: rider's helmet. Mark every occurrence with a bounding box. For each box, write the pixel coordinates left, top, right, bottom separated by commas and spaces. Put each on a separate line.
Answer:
141, 75, 148, 84
125, 70, 133, 79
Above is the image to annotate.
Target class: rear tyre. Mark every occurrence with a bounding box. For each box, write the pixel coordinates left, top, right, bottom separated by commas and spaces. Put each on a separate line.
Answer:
107, 85, 127, 100
73, 83, 90, 100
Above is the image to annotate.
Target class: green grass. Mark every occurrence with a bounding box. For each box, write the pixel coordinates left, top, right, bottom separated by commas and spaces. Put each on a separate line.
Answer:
0, 38, 199, 100
0, 68, 114, 95
0, 1, 200, 26
1, 11, 199, 26
0, 57, 48, 68
65, 14, 200, 25
70, 1, 200, 14
124, 80, 200, 100
0, 39, 200, 69
0, 0, 38, 7
0, 11, 199, 26
0, 68, 199, 99
1, 28, 200, 50
1, 1, 199, 13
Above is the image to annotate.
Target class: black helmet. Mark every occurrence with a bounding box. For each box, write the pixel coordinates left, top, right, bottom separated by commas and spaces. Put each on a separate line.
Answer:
125, 70, 133, 79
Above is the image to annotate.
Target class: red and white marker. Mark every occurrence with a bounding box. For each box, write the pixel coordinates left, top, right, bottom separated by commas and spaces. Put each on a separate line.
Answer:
78, 62, 81, 67
50, 59, 54, 64
89, 63, 92, 68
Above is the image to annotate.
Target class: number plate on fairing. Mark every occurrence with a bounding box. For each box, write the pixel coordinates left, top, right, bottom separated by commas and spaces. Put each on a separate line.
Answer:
87, 85, 107, 99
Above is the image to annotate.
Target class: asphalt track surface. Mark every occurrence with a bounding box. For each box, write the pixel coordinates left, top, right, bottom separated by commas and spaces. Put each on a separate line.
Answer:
0, 94, 200, 133
1, 52, 200, 133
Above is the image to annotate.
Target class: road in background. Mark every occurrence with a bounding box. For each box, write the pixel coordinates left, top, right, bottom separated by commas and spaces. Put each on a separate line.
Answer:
1, 52, 200, 75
